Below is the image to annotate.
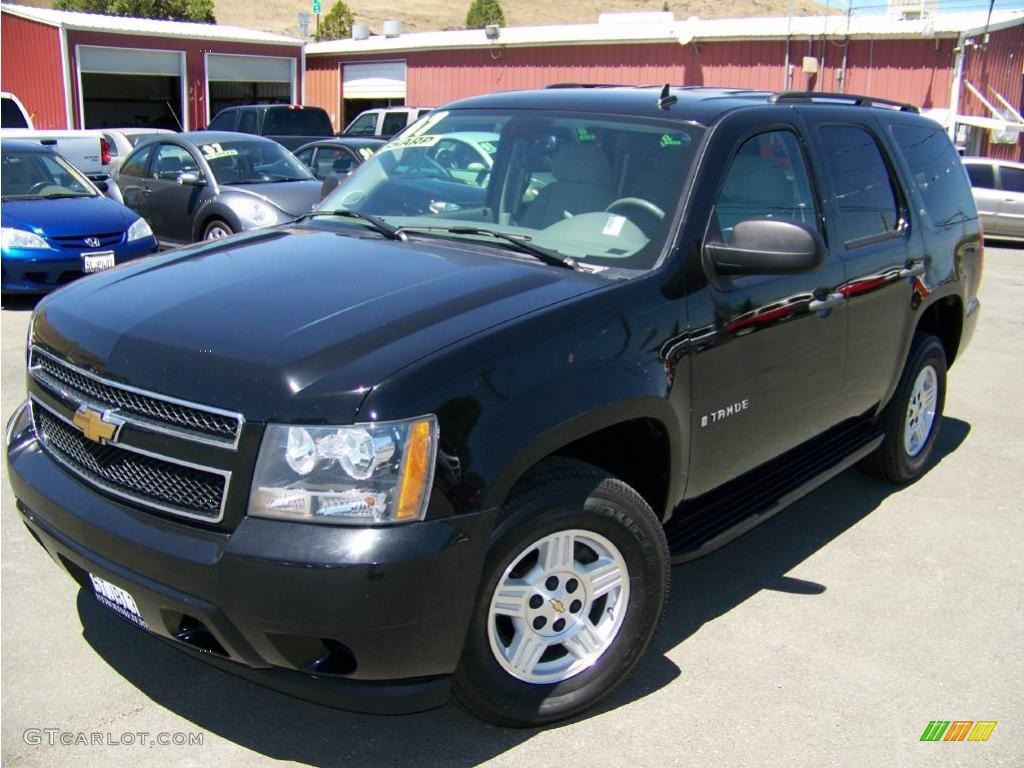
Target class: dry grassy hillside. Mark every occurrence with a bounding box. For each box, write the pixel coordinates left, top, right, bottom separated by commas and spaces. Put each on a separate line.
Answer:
7, 0, 834, 37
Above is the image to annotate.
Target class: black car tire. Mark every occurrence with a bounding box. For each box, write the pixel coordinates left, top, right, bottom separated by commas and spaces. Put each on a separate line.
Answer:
452, 458, 669, 727
861, 332, 947, 483
203, 219, 234, 240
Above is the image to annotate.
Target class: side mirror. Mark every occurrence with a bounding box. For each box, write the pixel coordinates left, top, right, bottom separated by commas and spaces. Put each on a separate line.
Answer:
704, 219, 826, 276
177, 172, 206, 187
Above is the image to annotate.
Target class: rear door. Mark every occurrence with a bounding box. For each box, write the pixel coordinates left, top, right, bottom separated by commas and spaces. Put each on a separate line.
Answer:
684, 113, 847, 497
964, 161, 1001, 234
799, 113, 916, 418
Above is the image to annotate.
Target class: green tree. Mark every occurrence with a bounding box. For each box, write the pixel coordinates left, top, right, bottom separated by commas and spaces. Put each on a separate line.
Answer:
314, 0, 355, 42
53, 0, 215, 23
465, 0, 505, 29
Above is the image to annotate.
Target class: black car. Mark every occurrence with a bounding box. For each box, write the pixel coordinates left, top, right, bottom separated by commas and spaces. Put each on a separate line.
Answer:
207, 104, 335, 151
6, 87, 981, 727
292, 137, 385, 197
115, 131, 322, 245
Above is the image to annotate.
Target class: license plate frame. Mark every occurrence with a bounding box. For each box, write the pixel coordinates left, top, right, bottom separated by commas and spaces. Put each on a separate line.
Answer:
82, 251, 116, 273
88, 572, 149, 631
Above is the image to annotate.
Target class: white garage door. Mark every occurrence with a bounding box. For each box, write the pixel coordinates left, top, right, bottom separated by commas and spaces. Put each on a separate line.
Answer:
207, 54, 294, 84
78, 46, 182, 76
342, 61, 407, 99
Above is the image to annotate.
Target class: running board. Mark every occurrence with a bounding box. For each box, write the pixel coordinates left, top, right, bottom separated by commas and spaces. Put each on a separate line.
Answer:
666, 418, 883, 564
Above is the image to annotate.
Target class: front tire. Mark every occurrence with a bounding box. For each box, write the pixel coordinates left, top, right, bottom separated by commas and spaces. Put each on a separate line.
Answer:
861, 332, 947, 483
453, 458, 669, 727
203, 219, 233, 240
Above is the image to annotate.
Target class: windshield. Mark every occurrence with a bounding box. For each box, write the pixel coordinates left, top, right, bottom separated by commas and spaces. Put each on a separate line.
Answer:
319, 109, 702, 271
198, 139, 314, 185
1, 149, 96, 200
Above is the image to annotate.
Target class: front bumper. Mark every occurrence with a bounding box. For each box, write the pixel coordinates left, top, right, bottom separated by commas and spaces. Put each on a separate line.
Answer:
1, 237, 158, 293
6, 403, 496, 714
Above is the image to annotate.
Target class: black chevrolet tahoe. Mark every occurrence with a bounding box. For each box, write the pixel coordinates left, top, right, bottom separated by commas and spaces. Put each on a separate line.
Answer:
5, 86, 982, 727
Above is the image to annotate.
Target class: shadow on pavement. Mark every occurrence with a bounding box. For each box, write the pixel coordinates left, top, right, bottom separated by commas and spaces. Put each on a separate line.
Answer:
0, 294, 43, 312
74, 417, 970, 767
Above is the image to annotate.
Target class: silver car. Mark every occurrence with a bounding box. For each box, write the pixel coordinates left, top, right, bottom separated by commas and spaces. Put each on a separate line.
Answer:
963, 157, 1024, 240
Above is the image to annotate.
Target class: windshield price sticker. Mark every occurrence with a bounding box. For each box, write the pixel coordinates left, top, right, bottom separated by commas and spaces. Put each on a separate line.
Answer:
200, 143, 239, 160
358, 147, 376, 161
381, 134, 442, 152
602, 214, 627, 237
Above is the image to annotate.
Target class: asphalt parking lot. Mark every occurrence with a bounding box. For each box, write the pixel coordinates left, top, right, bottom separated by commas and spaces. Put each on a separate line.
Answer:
1, 245, 1022, 768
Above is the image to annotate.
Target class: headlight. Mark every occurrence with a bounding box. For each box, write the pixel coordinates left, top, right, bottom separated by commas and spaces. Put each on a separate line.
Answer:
240, 201, 277, 227
248, 415, 438, 525
1, 227, 49, 250
127, 217, 153, 242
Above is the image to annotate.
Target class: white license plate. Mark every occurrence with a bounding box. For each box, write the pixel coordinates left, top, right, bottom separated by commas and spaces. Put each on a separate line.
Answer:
88, 572, 149, 630
82, 251, 116, 273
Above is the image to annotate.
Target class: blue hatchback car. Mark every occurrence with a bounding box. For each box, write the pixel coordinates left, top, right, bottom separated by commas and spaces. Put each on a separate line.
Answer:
2, 141, 158, 293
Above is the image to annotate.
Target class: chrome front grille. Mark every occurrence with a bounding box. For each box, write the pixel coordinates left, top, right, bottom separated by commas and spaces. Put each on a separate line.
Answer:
29, 347, 242, 448
31, 400, 229, 522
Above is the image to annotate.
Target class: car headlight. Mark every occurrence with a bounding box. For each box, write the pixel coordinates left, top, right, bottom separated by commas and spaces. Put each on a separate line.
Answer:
240, 201, 277, 227
127, 217, 153, 242
1, 227, 49, 250
248, 415, 438, 525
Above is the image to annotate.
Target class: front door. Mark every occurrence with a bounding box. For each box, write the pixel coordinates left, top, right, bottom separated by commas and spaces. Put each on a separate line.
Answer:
146, 142, 205, 244
684, 119, 847, 498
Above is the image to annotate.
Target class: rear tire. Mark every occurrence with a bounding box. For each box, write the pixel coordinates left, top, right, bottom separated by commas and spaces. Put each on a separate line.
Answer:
453, 458, 669, 727
203, 219, 233, 240
860, 332, 946, 483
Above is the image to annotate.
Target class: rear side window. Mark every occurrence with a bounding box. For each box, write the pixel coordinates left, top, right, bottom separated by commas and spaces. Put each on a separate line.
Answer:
892, 124, 974, 226
965, 163, 996, 189
1001, 166, 1024, 193
819, 125, 901, 245
714, 130, 819, 243
120, 145, 154, 177
208, 110, 236, 131
238, 110, 259, 134
264, 108, 332, 135
381, 111, 408, 136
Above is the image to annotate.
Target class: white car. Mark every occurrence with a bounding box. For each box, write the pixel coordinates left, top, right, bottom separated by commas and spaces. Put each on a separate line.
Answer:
343, 107, 433, 138
962, 157, 1024, 240
102, 128, 175, 174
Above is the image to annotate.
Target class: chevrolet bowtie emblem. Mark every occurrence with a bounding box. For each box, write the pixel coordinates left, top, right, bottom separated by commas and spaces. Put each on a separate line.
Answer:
550, 599, 566, 614
72, 406, 121, 443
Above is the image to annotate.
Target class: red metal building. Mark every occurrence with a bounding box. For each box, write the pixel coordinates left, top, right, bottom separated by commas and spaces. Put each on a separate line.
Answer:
1, 3, 304, 131
306, 10, 1022, 160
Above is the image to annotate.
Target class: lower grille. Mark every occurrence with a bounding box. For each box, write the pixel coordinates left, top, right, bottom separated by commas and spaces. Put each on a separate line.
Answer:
32, 402, 228, 521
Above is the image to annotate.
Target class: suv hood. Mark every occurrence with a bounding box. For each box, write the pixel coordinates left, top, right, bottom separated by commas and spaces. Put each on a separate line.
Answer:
32, 225, 602, 422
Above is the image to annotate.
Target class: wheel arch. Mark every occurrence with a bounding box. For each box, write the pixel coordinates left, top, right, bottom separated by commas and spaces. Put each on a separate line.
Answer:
916, 293, 963, 367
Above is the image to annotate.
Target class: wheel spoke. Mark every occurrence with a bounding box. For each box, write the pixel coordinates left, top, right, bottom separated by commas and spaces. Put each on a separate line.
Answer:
581, 557, 624, 598
916, 421, 928, 445
492, 581, 530, 619
563, 620, 603, 661
542, 530, 575, 572
922, 386, 937, 410
508, 632, 549, 675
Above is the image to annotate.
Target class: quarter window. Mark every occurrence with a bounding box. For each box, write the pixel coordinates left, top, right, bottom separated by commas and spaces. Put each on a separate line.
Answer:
119, 145, 154, 177
714, 130, 819, 243
819, 125, 901, 245
892, 124, 974, 226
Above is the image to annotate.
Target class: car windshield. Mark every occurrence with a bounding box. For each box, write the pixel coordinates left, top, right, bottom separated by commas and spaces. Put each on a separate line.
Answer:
319, 109, 703, 271
1, 149, 96, 200
198, 139, 314, 185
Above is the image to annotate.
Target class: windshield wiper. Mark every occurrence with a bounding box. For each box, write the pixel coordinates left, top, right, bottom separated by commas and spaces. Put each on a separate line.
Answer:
299, 209, 407, 241
412, 226, 579, 270
41, 193, 92, 200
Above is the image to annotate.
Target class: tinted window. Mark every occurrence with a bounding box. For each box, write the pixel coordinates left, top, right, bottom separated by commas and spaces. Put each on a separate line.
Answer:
1001, 166, 1024, 193
151, 144, 199, 181
381, 111, 408, 136
313, 147, 355, 178
345, 112, 378, 136
120, 145, 155, 177
893, 124, 974, 226
1, 97, 29, 128
819, 125, 901, 244
208, 110, 236, 131
714, 130, 819, 243
238, 110, 259, 134
263, 107, 332, 136
965, 163, 996, 189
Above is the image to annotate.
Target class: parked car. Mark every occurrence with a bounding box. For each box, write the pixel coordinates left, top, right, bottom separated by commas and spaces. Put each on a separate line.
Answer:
292, 137, 385, 197
7, 87, 981, 727
1, 141, 157, 293
207, 104, 335, 151
962, 156, 1024, 240
102, 128, 175, 174
2, 91, 121, 202
343, 107, 433, 139
114, 131, 321, 245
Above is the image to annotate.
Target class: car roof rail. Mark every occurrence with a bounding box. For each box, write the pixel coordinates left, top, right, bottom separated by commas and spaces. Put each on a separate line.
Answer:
544, 83, 634, 89
769, 91, 919, 113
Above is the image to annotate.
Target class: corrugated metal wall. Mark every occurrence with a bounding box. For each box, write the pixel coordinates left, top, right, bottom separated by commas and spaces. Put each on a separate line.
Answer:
959, 23, 1023, 162
1, 15, 67, 129
306, 56, 341, 130
65, 30, 303, 129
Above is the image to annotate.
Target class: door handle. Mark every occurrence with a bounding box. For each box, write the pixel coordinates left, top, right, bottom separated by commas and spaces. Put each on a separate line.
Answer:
898, 260, 926, 279
808, 292, 845, 313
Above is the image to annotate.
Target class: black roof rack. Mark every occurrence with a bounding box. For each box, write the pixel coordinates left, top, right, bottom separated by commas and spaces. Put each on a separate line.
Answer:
770, 91, 919, 113
544, 83, 632, 89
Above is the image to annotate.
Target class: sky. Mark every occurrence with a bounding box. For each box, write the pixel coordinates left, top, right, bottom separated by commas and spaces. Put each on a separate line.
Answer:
830, 0, 1024, 12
